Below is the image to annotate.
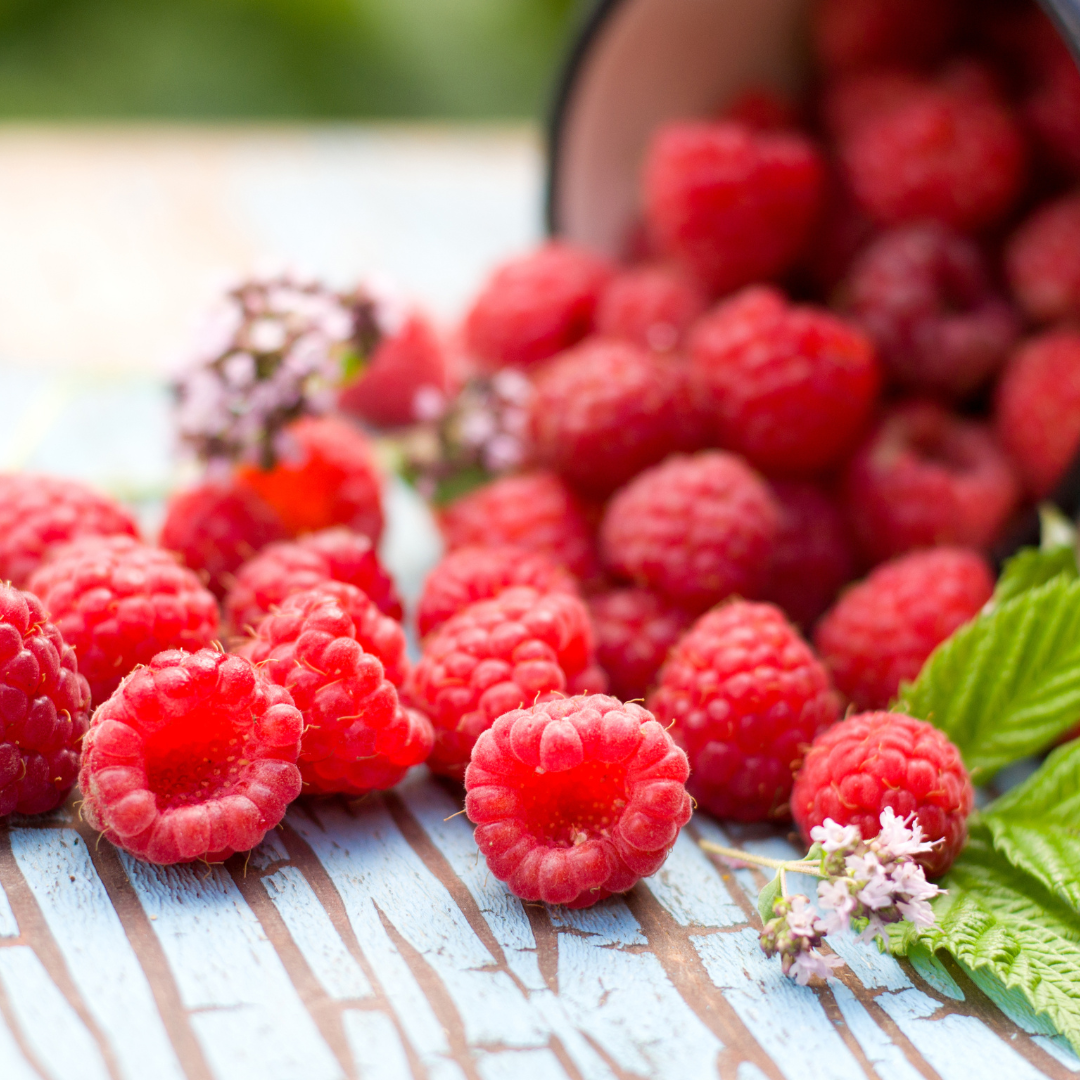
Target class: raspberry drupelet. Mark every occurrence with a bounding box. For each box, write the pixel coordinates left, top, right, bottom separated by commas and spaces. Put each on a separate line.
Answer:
28, 536, 219, 706
408, 585, 604, 779
0, 584, 90, 816
464, 695, 691, 907
593, 264, 708, 353
1005, 191, 1080, 325
226, 527, 402, 634
0, 473, 139, 589
79, 649, 302, 864
241, 584, 429, 796
791, 711, 973, 877
651, 601, 840, 822
814, 547, 994, 712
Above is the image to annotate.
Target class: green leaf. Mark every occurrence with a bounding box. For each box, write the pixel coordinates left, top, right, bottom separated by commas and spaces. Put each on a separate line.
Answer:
896, 576, 1080, 780
993, 545, 1078, 607
757, 872, 782, 925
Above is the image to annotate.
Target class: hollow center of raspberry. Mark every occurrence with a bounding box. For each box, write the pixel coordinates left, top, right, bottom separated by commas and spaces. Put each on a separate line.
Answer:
520, 760, 628, 846
144, 711, 251, 808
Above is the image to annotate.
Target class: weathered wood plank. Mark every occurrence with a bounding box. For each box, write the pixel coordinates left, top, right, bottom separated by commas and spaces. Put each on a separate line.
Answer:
0, 880, 18, 938
475, 1048, 570, 1080
342, 1009, 414, 1080
642, 829, 744, 929
828, 980, 926, 1080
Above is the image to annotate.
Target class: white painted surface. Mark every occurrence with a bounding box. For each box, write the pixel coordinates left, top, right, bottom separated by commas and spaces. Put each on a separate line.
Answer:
343, 1009, 415, 1080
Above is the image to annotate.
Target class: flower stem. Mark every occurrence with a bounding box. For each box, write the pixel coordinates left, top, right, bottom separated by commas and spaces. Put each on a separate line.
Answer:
698, 840, 823, 877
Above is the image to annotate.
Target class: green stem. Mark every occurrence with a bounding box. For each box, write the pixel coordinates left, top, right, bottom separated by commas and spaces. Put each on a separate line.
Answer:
698, 840, 823, 878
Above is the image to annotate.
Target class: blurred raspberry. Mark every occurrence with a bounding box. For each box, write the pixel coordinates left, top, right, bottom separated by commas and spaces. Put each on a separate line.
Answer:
79, 649, 302, 865
594, 264, 708, 353
1005, 191, 1080, 324
822, 69, 926, 142
643, 120, 825, 296
722, 86, 802, 132
843, 401, 1020, 562
814, 547, 993, 711
600, 451, 780, 611
1020, 13, 1080, 179
465, 695, 690, 907
689, 286, 879, 474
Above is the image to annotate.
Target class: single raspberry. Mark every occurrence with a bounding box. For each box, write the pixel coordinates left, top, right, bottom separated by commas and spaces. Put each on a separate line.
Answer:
762, 481, 857, 630
814, 547, 993, 712
822, 69, 927, 142
791, 710, 973, 877
600, 451, 780, 612
240, 584, 428, 795
841, 222, 1018, 400
721, 86, 801, 132
995, 330, 1080, 499
643, 120, 825, 296
235, 415, 383, 541
464, 695, 691, 907
843, 401, 1020, 563
417, 545, 576, 640
28, 537, 219, 706
160, 478, 287, 598
593, 264, 707, 353
438, 472, 599, 583
588, 588, 693, 703
0, 474, 139, 589
528, 338, 682, 496
79, 649, 302, 865
0, 584, 90, 816
1005, 191, 1080, 324
225, 527, 402, 634
407, 586, 603, 779
463, 242, 614, 371
688, 286, 879, 474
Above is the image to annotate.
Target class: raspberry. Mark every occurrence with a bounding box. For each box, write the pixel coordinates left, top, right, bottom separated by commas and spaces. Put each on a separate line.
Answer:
28, 537, 219, 706
1021, 14, 1080, 179
762, 481, 857, 630
0, 584, 90, 816
226, 527, 402, 634
528, 338, 682, 496
416, 545, 576, 640
593, 264, 707, 353
843, 401, 1020, 563
994, 330, 1080, 499
814, 547, 993, 712
240, 584, 428, 795
160, 478, 287, 598
588, 588, 693, 703
235, 415, 383, 541
822, 69, 926, 142
438, 472, 599, 582
1005, 191, 1080, 324
722, 87, 801, 132
600, 451, 780, 612
0, 474, 139, 589
651, 601, 839, 822
463, 242, 614, 371
643, 120, 825, 296
407, 586, 603, 779
842, 222, 1018, 399
79, 649, 302, 865
791, 711, 973, 877
464, 695, 691, 907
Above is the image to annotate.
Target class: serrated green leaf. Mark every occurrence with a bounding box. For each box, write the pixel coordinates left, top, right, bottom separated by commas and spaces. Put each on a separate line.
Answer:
993, 545, 1079, 607
757, 872, 782, 925
896, 576, 1080, 780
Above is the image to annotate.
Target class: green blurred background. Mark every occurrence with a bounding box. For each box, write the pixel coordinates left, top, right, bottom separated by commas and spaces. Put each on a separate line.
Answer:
0, 0, 581, 118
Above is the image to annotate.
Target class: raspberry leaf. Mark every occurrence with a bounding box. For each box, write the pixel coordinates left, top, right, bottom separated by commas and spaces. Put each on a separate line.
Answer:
992, 504, 1078, 607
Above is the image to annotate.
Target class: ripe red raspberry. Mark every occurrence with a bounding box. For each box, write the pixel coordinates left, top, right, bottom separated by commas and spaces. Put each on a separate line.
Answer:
0, 474, 139, 589
842, 222, 1018, 400
160, 478, 287, 598
721, 86, 801, 133
814, 547, 993, 712
588, 588, 693, 703
843, 401, 1020, 563
226, 527, 402, 634
417, 545, 576, 640
0, 584, 90, 816
528, 338, 681, 496
1021, 14, 1080, 179
28, 537, 219, 706
235, 415, 383, 541
791, 711, 973, 877
438, 472, 599, 582
1005, 191, 1080, 324
822, 69, 926, 142
593, 264, 707, 353
79, 649, 302, 865
643, 120, 825, 296
762, 481, 857, 631
651, 601, 839, 822
995, 330, 1080, 499
689, 286, 879, 474
240, 584, 428, 795
464, 695, 691, 907
407, 586, 603, 779
463, 242, 614, 371
600, 451, 780, 612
